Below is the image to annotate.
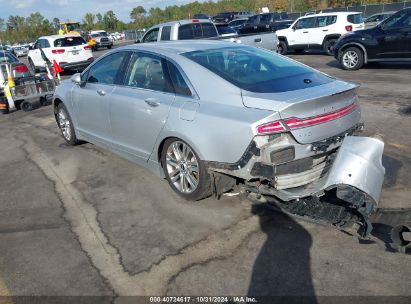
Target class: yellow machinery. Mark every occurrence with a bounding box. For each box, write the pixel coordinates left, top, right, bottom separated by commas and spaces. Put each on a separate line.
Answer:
58, 22, 96, 48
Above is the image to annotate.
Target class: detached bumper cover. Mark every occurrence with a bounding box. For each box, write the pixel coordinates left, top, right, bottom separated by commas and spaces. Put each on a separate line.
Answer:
322, 136, 385, 205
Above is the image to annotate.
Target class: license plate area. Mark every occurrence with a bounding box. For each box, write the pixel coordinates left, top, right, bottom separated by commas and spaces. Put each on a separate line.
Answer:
71, 50, 79, 55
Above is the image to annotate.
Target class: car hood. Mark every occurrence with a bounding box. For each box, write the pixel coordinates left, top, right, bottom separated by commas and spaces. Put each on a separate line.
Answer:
242, 80, 361, 143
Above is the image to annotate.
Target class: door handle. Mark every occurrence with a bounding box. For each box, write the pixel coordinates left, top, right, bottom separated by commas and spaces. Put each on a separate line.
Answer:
303, 31, 309, 34
322, 29, 329, 32
254, 38, 262, 43
97, 89, 106, 96
144, 98, 160, 107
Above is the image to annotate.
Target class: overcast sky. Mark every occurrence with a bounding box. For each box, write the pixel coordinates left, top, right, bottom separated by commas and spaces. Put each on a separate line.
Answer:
0, 0, 208, 22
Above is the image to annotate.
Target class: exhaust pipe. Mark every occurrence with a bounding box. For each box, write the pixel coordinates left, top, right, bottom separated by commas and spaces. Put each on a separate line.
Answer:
391, 223, 411, 252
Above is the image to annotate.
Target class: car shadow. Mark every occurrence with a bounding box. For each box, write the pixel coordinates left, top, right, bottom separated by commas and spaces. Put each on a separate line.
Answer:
326, 59, 411, 70
247, 204, 317, 302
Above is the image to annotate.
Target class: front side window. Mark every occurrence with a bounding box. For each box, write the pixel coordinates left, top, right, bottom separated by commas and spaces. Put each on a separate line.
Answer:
295, 17, 315, 29
86, 52, 128, 85
183, 46, 333, 93
383, 10, 411, 29
124, 53, 172, 93
143, 28, 159, 43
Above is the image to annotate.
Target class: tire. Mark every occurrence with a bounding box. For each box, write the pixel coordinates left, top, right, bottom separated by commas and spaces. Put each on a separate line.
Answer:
324, 38, 337, 56
340, 47, 364, 71
278, 40, 288, 55
21, 101, 33, 112
107, 45, 112, 49
28, 58, 38, 73
56, 103, 79, 146
294, 49, 304, 54
161, 138, 211, 201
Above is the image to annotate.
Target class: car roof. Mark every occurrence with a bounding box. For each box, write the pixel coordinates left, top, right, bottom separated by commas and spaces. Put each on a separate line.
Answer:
120, 40, 244, 56
39, 35, 79, 41
298, 11, 362, 18
152, 19, 212, 27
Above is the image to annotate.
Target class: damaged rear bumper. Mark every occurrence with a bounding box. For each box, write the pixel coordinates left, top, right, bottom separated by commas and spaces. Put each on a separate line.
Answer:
248, 136, 385, 236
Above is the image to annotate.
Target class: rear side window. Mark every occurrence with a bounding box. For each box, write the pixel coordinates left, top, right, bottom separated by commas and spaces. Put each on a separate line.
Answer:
315, 15, 337, 27
124, 53, 173, 93
86, 52, 128, 85
347, 14, 363, 24
260, 14, 271, 23
161, 26, 171, 40
54, 37, 86, 47
167, 61, 192, 96
178, 23, 218, 40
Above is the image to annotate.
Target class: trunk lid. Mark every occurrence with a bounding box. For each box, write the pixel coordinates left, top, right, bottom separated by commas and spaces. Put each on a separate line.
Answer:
242, 80, 361, 144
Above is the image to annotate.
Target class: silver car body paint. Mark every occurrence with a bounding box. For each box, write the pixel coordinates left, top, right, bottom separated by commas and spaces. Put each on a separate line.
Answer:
53, 41, 384, 210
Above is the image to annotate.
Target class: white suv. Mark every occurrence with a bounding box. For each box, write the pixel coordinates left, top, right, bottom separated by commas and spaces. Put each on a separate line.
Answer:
28, 35, 94, 72
276, 12, 364, 55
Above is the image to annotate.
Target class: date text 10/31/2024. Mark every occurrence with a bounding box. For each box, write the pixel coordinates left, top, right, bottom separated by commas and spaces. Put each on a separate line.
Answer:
149, 296, 258, 303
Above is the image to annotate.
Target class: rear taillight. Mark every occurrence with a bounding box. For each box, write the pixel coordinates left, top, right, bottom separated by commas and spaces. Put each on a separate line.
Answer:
52, 49, 65, 54
257, 121, 286, 134
256, 103, 358, 135
192, 19, 200, 22
14, 65, 29, 73
345, 25, 353, 31
84, 45, 91, 50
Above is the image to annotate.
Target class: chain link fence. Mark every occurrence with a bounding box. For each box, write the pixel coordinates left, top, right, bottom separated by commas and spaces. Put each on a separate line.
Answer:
288, 1, 411, 19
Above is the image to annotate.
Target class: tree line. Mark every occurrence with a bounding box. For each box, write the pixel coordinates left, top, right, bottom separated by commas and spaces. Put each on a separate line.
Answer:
0, 0, 405, 44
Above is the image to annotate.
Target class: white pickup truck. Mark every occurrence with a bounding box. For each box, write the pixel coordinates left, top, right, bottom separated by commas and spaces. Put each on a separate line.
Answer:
138, 19, 279, 52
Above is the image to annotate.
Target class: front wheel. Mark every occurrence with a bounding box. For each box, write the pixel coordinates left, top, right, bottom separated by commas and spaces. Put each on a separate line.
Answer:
57, 103, 79, 145
107, 45, 112, 49
340, 47, 364, 70
161, 138, 211, 201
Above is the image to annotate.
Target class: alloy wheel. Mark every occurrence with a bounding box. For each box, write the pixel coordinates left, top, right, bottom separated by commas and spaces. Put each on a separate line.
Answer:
343, 50, 359, 69
165, 141, 199, 194
58, 109, 71, 141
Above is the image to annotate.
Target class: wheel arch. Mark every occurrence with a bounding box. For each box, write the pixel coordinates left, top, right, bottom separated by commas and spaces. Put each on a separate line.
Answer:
339, 42, 368, 64
322, 34, 341, 46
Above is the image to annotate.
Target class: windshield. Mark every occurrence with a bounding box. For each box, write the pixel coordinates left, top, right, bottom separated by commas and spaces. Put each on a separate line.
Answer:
183, 46, 333, 93
54, 36, 86, 47
0, 52, 18, 63
91, 34, 101, 38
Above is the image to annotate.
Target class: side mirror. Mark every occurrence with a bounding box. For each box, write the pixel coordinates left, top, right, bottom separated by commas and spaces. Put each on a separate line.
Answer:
71, 73, 83, 86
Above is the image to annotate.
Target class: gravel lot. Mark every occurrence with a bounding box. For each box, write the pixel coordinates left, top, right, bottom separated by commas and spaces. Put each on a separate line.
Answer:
0, 46, 410, 300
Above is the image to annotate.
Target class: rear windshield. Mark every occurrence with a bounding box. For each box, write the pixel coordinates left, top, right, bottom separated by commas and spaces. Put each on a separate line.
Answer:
0, 52, 18, 63
178, 23, 218, 39
183, 46, 333, 93
347, 14, 363, 24
54, 37, 86, 47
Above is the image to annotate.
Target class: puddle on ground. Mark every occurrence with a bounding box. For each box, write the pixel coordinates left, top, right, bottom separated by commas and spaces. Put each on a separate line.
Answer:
382, 155, 403, 188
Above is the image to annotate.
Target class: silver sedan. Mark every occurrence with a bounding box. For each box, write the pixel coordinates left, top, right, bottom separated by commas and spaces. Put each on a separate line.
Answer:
53, 41, 384, 236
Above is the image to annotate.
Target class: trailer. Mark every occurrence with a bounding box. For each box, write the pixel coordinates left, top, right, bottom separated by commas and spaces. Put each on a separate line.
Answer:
0, 75, 58, 114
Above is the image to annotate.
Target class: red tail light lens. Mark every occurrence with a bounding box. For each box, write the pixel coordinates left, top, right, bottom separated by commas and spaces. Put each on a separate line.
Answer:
14, 65, 29, 73
52, 49, 65, 54
256, 103, 359, 135
284, 103, 359, 130
345, 25, 353, 31
192, 19, 200, 22
84, 45, 91, 50
257, 121, 286, 134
